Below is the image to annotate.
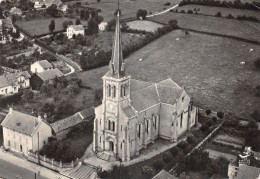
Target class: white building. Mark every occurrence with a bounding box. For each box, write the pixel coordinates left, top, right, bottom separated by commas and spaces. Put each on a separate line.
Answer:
1, 108, 53, 155
67, 25, 85, 39
0, 71, 31, 95
98, 22, 108, 31
30, 60, 53, 74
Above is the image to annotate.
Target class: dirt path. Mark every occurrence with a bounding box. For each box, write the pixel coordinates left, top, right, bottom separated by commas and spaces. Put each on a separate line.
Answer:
147, 4, 179, 18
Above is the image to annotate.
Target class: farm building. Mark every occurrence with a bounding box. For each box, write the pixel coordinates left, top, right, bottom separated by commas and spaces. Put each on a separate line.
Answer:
51, 107, 94, 140
30, 68, 63, 90
1, 108, 53, 156
99, 22, 108, 31
30, 60, 53, 74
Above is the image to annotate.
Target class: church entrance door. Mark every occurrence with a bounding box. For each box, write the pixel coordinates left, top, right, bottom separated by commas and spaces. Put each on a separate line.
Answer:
109, 141, 114, 152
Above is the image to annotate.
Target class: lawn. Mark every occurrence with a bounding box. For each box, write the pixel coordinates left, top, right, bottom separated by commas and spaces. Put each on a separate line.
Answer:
149, 12, 260, 42
15, 18, 88, 36
176, 4, 260, 18
76, 30, 260, 119
126, 20, 163, 32
84, 0, 179, 21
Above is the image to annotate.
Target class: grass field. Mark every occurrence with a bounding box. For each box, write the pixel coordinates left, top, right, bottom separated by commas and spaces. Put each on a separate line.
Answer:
15, 18, 88, 36
177, 4, 260, 18
149, 12, 260, 42
126, 20, 163, 32
84, 0, 180, 21
77, 30, 260, 119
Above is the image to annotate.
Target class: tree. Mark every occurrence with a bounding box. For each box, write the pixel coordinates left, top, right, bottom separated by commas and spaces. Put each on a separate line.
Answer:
206, 109, 211, 115
168, 19, 178, 29
254, 58, 260, 71
97, 0, 101, 2
22, 89, 34, 102
136, 9, 147, 20
80, 9, 85, 19
49, 20, 55, 33
216, 12, 222, 17
87, 18, 98, 35
76, 18, 81, 25
84, 10, 90, 20
62, 20, 73, 30
46, 4, 59, 17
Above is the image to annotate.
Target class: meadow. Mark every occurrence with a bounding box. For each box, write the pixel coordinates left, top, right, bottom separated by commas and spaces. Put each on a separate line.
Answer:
77, 30, 260, 119
149, 12, 260, 42
176, 4, 260, 18
126, 20, 163, 32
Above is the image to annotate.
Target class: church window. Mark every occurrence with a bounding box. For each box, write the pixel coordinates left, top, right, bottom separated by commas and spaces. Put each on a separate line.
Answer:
180, 113, 183, 128
100, 136, 101, 143
121, 85, 125, 97
146, 119, 149, 133
155, 116, 157, 129
113, 86, 116, 98
108, 120, 111, 130
108, 85, 111, 97
182, 96, 185, 102
112, 121, 115, 131
124, 85, 126, 96
138, 124, 141, 138
121, 142, 122, 149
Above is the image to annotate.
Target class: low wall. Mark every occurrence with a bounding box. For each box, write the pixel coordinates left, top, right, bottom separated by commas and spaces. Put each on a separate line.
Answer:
28, 152, 78, 172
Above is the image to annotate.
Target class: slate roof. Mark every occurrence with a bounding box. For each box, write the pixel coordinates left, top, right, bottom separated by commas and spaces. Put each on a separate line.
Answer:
61, 164, 97, 179
130, 79, 153, 93
51, 113, 82, 133
156, 84, 182, 105
1, 110, 41, 136
78, 107, 94, 120
37, 60, 53, 69
0, 71, 31, 88
68, 25, 85, 31
152, 170, 177, 179
37, 68, 63, 81
157, 78, 181, 88
122, 106, 135, 118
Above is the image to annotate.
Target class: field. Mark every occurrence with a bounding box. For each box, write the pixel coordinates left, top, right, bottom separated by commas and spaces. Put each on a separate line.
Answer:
15, 18, 88, 36
77, 30, 260, 119
212, 134, 245, 150
205, 149, 238, 161
149, 12, 260, 42
126, 20, 163, 32
177, 4, 260, 18
83, 0, 180, 21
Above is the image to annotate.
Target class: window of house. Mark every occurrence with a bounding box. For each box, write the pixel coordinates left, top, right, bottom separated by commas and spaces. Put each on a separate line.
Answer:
182, 96, 185, 101
113, 86, 116, 98
112, 121, 115, 131
180, 113, 183, 128
146, 119, 149, 133
121, 125, 122, 131
138, 124, 141, 138
155, 116, 157, 129
108, 120, 111, 130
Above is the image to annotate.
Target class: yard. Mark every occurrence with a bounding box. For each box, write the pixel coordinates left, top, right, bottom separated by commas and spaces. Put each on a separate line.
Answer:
126, 20, 163, 32
76, 30, 260, 119
15, 18, 88, 37
176, 4, 260, 18
149, 12, 260, 42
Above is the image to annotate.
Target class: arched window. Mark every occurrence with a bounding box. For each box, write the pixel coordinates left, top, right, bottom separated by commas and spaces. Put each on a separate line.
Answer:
180, 112, 183, 128
120, 142, 122, 149
108, 120, 111, 130
154, 116, 157, 129
146, 119, 149, 133
108, 85, 111, 97
124, 85, 126, 96
138, 124, 141, 138
112, 121, 115, 131
113, 86, 116, 98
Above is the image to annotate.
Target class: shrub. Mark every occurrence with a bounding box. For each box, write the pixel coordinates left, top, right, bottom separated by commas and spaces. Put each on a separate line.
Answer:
215, 12, 222, 17
187, 135, 196, 144
177, 140, 189, 149
205, 119, 214, 127
164, 2, 170, 6
153, 160, 164, 171
162, 153, 172, 163
206, 109, 211, 115
170, 146, 179, 156
217, 111, 224, 119
187, 9, 193, 14
141, 166, 154, 178
251, 110, 260, 122
183, 146, 191, 154
212, 116, 217, 123
200, 124, 209, 132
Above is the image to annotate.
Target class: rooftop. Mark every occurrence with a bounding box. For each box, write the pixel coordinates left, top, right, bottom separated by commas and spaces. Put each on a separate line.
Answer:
36, 68, 63, 81
152, 170, 177, 179
68, 25, 85, 31
35, 60, 53, 69
0, 71, 31, 88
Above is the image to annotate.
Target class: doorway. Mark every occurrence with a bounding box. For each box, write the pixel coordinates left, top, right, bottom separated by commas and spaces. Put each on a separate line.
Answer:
109, 141, 114, 152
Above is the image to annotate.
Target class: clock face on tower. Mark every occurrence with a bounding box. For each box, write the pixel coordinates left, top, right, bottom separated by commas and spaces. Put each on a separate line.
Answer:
108, 103, 115, 111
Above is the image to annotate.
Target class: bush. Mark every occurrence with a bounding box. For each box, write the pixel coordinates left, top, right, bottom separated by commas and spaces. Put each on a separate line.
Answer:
187, 135, 196, 144
205, 119, 214, 127
152, 160, 164, 171
170, 146, 179, 156
206, 109, 211, 115
200, 124, 209, 132
164, 2, 170, 6
187, 9, 193, 14
212, 116, 217, 123
162, 153, 172, 163
217, 111, 224, 119
215, 12, 222, 17
141, 166, 154, 178
177, 140, 189, 149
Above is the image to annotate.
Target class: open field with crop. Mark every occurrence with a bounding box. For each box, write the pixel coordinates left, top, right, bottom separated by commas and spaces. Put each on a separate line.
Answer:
126, 20, 163, 32
149, 12, 260, 42
212, 134, 245, 150
77, 30, 260, 119
176, 4, 260, 18
83, 0, 180, 21
15, 18, 88, 36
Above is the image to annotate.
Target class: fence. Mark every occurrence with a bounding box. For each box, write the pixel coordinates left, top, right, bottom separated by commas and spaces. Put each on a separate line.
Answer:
28, 152, 78, 172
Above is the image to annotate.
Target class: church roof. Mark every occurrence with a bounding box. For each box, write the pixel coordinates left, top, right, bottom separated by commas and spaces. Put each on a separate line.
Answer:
152, 170, 177, 179
122, 106, 136, 118
156, 84, 182, 105
130, 79, 153, 93
157, 78, 181, 88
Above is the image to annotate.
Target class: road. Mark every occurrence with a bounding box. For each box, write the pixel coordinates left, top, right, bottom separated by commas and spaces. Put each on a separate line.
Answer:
0, 158, 48, 179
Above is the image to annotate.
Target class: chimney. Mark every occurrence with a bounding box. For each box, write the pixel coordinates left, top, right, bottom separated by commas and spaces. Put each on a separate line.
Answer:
9, 107, 13, 113
44, 113, 47, 120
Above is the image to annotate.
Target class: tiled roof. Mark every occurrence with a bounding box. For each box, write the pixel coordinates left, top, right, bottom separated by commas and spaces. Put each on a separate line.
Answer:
152, 170, 177, 179
131, 84, 160, 111
61, 164, 97, 179
37, 60, 53, 69
51, 113, 83, 133
130, 79, 153, 93
1, 110, 41, 136
156, 84, 182, 105
78, 107, 94, 120
68, 25, 85, 31
0, 71, 31, 88
37, 68, 63, 81
122, 106, 135, 118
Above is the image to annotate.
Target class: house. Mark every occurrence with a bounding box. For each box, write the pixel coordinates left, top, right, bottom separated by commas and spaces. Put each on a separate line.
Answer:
92, 12, 198, 162
51, 107, 94, 140
152, 170, 177, 179
1, 108, 53, 155
30, 60, 53, 74
58, 4, 68, 12
98, 22, 108, 31
30, 68, 63, 90
0, 71, 31, 95
10, 7, 22, 16
67, 25, 85, 39
228, 163, 260, 179
34, 0, 62, 8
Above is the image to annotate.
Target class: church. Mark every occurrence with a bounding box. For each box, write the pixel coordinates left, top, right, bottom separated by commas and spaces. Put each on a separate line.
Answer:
92, 12, 198, 162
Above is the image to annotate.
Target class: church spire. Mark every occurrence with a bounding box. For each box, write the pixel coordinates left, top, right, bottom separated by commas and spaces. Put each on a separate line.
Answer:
109, 8, 125, 78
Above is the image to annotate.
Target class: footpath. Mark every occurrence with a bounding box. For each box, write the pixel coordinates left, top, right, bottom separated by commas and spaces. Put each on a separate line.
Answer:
0, 148, 69, 179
